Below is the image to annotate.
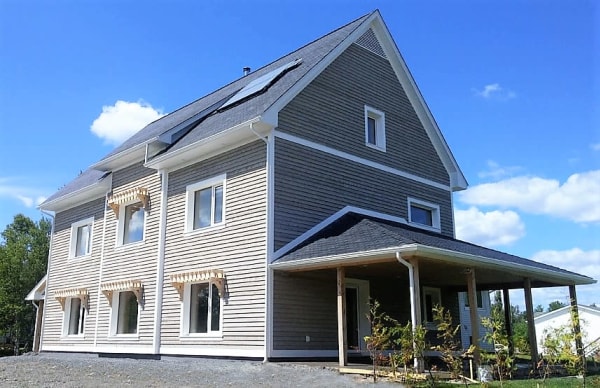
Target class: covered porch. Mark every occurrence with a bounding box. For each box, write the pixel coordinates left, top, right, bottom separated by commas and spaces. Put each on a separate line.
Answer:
270, 210, 596, 370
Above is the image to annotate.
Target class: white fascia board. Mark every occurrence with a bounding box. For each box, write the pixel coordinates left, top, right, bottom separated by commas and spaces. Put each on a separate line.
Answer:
370, 16, 468, 191
271, 248, 401, 271
399, 245, 596, 286
144, 117, 272, 171
272, 205, 407, 261
261, 12, 378, 127
39, 174, 112, 213
90, 142, 151, 172
25, 274, 47, 301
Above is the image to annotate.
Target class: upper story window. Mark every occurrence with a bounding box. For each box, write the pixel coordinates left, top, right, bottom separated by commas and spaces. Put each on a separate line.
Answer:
118, 201, 145, 245
185, 174, 226, 232
422, 286, 441, 327
69, 217, 94, 258
408, 197, 441, 232
364, 105, 386, 151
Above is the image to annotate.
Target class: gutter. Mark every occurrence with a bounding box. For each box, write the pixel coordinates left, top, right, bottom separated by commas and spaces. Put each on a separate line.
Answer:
152, 169, 169, 355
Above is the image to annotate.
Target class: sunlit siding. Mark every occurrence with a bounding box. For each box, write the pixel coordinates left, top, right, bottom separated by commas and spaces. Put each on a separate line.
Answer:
42, 197, 105, 349
160, 141, 267, 351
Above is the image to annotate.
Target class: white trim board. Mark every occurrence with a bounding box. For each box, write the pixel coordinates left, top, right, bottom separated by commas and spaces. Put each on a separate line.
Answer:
274, 131, 450, 191
159, 345, 263, 358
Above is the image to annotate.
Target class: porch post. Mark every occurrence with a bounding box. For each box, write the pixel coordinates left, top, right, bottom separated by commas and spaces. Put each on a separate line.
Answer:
33, 300, 43, 352
502, 288, 514, 356
523, 278, 539, 367
569, 285, 585, 366
466, 268, 480, 366
337, 267, 347, 367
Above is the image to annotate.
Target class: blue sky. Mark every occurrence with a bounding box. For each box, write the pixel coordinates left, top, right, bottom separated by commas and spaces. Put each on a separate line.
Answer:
1, 1, 598, 310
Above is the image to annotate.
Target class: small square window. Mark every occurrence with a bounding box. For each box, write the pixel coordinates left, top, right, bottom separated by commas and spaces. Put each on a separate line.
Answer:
111, 291, 139, 335
69, 217, 94, 258
408, 198, 441, 231
118, 201, 145, 245
182, 281, 222, 336
185, 175, 226, 232
422, 286, 441, 326
364, 105, 386, 151
63, 297, 86, 336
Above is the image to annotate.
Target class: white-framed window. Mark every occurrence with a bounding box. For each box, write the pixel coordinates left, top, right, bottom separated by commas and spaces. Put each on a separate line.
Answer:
464, 291, 484, 309
364, 105, 386, 151
69, 217, 94, 258
110, 290, 139, 336
181, 281, 222, 337
117, 201, 146, 245
408, 197, 441, 231
422, 286, 442, 327
185, 174, 226, 232
63, 297, 86, 336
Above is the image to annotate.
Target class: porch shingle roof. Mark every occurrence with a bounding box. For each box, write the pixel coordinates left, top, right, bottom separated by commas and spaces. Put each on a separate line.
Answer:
274, 212, 594, 283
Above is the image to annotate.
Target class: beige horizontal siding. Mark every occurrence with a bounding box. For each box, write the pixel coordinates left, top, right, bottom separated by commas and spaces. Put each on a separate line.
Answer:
161, 141, 267, 348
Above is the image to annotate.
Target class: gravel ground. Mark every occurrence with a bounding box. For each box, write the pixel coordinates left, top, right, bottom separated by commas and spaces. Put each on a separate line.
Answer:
0, 353, 400, 387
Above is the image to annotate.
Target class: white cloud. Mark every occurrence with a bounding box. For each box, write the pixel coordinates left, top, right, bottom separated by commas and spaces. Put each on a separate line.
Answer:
459, 170, 600, 223
531, 248, 600, 306
0, 178, 49, 209
90, 100, 164, 146
455, 206, 525, 246
474, 83, 516, 100
591, 143, 600, 151
478, 160, 522, 180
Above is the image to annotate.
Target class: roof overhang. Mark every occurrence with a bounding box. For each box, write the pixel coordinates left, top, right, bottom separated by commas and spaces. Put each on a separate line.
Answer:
91, 141, 169, 172
144, 117, 273, 171
271, 244, 596, 288
39, 173, 112, 212
25, 275, 47, 301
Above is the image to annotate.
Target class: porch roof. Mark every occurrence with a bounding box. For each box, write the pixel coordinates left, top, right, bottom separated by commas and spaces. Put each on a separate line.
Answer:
271, 211, 595, 288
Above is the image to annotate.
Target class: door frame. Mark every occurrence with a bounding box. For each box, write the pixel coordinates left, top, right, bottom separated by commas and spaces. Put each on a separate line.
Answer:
346, 278, 370, 354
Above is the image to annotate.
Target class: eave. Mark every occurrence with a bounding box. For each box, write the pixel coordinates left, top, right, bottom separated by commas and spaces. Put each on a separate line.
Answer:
39, 174, 112, 212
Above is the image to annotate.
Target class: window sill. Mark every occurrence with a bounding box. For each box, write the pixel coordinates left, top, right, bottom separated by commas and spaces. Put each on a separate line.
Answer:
180, 333, 223, 341
408, 222, 441, 233
365, 143, 386, 152
60, 334, 86, 340
114, 240, 145, 251
108, 333, 140, 340
184, 223, 227, 236
69, 253, 92, 260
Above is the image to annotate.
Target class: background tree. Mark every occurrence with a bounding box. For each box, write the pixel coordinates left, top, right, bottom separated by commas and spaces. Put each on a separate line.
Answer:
0, 214, 50, 355
547, 300, 567, 312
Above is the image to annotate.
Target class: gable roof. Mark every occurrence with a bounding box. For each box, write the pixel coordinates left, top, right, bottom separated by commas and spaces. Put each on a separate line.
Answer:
40, 10, 467, 210
534, 304, 600, 324
271, 208, 595, 288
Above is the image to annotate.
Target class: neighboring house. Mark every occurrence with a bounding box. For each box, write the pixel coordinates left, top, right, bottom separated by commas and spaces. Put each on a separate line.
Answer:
33, 10, 595, 366
535, 305, 600, 357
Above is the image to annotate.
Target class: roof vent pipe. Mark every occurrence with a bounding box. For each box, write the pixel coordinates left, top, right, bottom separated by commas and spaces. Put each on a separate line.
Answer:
243, 67, 251, 76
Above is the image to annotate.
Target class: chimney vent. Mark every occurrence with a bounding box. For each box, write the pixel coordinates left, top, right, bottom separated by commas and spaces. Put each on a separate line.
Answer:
243, 67, 251, 76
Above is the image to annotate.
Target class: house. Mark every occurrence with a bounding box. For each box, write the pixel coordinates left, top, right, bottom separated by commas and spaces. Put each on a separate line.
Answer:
535, 305, 600, 357
34, 10, 595, 368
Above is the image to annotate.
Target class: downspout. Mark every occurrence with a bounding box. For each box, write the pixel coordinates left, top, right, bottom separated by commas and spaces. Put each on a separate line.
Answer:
94, 192, 110, 348
395, 252, 419, 370
39, 209, 55, 353
152, 169, 169, 355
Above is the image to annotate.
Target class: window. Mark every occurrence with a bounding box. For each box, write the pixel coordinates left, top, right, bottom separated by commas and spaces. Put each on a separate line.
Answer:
185, 175, 226, 232
422, 286, 441, 326
69, 217, 93, 258
364, 105, 386, 151
118, 201, 145, 245
182, 281, 222, 336
408, 198, 441, 231
111, 291, 139, 335
63, 297, 85, 336
465, 291, 484, 309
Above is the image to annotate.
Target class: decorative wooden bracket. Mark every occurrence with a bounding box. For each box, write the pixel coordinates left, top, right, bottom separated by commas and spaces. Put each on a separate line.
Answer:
54, 288, 89, 310
170, 269, 225, 300
107, 187, 149, 216
100, 280, 143, 306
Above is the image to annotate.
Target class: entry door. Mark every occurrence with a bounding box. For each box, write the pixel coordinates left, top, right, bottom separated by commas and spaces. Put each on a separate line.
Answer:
345, 278, 370, 353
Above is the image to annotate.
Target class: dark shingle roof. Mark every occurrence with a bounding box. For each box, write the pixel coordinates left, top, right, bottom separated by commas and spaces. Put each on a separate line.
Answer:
274, 212, 592, 281
43, 13, 370, 206
44, 168, 110, 204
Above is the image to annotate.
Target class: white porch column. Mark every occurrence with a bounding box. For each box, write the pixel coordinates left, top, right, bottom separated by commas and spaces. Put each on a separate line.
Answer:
466, 268, 480, 367
337, 267, 347, 367
523, 278, 539, 367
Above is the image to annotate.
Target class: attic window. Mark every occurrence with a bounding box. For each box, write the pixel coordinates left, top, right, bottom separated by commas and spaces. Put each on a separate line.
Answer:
220, 58, 302, 109
364, 105, 386, 151
108, 187, 149, 216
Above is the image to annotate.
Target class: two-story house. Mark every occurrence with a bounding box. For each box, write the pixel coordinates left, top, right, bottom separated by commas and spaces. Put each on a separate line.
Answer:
34, 10, 594, 368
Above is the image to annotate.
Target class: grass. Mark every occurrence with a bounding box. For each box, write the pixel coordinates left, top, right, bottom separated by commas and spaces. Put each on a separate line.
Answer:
428, 375, 600, 387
